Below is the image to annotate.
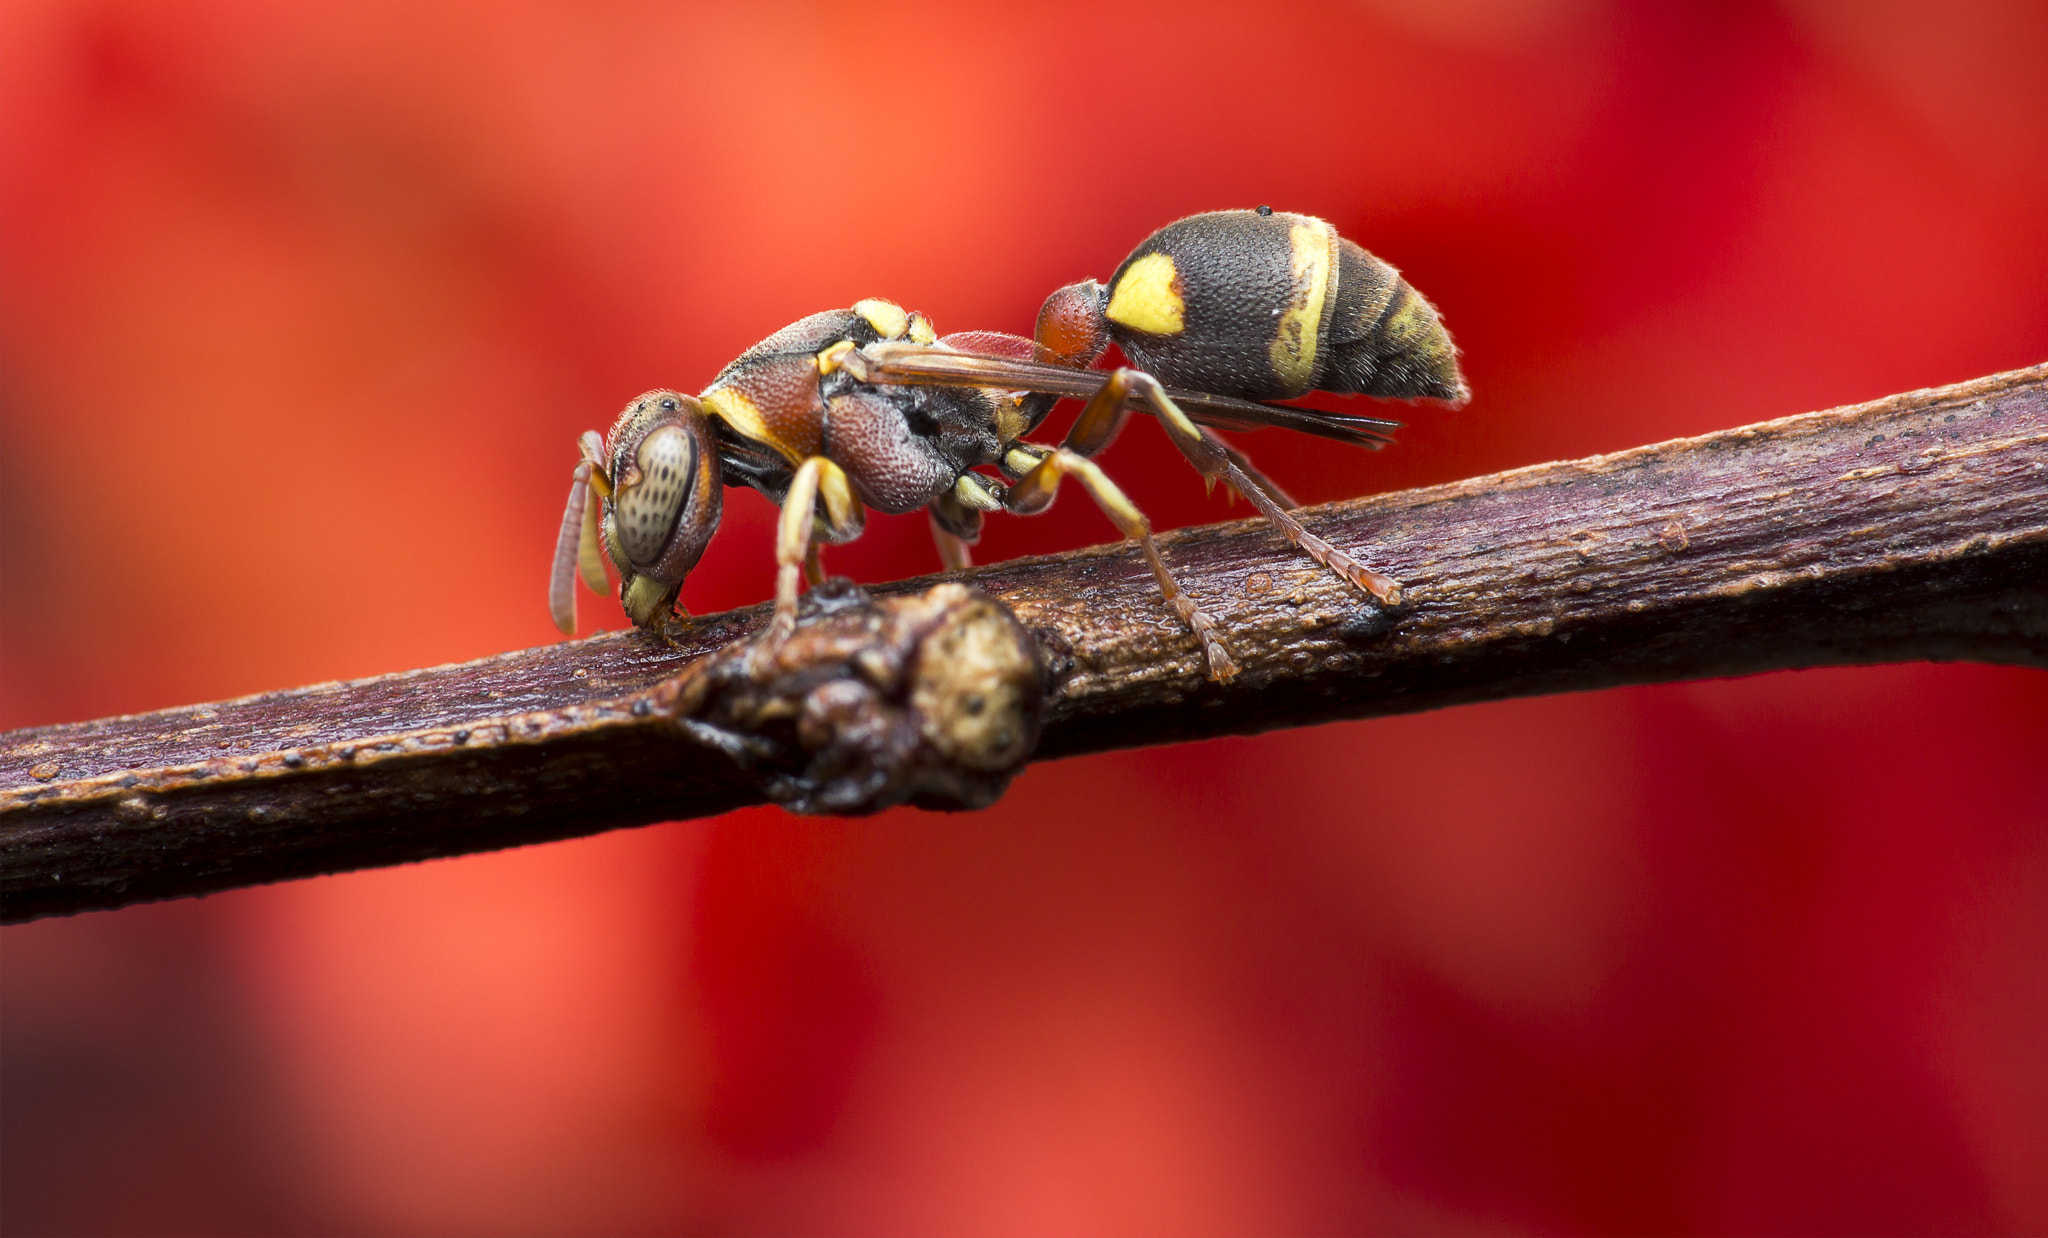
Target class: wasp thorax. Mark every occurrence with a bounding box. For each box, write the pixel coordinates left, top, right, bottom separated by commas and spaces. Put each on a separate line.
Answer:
612, 423, 695, 567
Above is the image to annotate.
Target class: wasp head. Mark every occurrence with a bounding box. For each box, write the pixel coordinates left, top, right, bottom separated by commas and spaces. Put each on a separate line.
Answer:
601, 390, 724, 626
549, 390, 723, 635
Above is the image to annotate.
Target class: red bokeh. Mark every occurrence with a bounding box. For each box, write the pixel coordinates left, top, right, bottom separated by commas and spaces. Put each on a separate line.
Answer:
3, 1, 2045, 1232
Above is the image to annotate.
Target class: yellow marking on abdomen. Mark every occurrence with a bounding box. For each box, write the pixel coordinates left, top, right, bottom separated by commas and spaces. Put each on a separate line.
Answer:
1268, 222, 1334, 396
1379, 285, 1445, 354
1105, 251, 1186, 336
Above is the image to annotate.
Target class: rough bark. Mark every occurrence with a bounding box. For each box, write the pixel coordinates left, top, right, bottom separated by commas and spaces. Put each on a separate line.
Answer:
4, 364, 2043, 921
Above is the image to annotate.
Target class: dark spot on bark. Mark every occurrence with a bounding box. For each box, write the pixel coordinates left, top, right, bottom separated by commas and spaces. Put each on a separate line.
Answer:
1339, 606, 1398, 642
1030, 626, 1076, 684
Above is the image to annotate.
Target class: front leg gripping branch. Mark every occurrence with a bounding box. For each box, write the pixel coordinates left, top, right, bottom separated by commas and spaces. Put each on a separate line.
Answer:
768, 456, 865, 649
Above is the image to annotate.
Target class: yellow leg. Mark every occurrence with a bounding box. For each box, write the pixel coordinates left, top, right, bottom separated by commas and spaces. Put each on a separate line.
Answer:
1120, 368, 1228, 480
1006, 447, 1238, 682
770, 457, 864, 645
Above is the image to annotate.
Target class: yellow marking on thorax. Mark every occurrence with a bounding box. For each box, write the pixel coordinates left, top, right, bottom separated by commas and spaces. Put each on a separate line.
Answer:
854, 298, 910, 339
1268, 222, 1334, 396
701, 386, 802, 463
815, 339, 855, 376
1105, 251, 1186, 336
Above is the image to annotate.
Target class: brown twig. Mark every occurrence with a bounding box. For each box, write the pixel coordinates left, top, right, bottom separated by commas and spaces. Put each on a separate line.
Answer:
4, 364, 2044, 921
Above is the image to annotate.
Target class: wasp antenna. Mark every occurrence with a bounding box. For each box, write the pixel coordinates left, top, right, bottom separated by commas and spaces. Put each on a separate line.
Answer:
578, 430, 613, 497
576, 475, 610, 596
549, 459, 595, 635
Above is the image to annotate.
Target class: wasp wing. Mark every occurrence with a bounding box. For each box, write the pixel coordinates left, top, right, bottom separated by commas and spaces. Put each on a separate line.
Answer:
856, 341, 1401, 450
936, 330, 1058, 362
1172, 398, 1399, 449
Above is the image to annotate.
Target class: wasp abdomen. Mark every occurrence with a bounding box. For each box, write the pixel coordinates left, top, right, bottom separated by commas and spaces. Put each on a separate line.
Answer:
1319, 238, 1466, 403
1098, 209, 1466, 406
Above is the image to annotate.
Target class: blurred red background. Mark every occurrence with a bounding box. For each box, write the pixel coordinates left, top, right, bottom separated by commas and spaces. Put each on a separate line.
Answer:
3, 0, 2045, 1232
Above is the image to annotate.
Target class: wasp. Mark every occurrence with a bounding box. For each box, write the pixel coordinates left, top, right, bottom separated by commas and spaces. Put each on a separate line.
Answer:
548, 207, 1467, 681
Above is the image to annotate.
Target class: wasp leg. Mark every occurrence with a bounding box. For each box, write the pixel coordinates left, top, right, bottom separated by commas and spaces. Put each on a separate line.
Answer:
769, 457, 864, 646
1005, 447, 1238, 682
930, 474, 1001, 570
931, 519, 974, 571
1116, 371, 1406, 607
1062, 366, 1135, 458
1109, 368, 1230, 477
929, 498, 977, 571
1205, 433, 1300, 510
995, 368, 1133, 481
1210, 441, 1404, 605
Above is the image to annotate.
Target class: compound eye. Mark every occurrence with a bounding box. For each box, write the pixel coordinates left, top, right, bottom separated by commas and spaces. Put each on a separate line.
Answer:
612, 424, 696, 567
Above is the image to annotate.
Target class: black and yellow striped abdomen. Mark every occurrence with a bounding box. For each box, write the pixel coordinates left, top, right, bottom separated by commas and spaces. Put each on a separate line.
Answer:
1100, 209, 1466, 405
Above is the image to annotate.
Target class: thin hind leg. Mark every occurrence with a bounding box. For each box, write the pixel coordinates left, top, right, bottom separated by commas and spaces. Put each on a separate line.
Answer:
1004, 443, 1238, 682
1116, 369, 1406, 606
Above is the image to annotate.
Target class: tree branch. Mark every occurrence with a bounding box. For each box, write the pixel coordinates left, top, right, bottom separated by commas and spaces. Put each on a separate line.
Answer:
4, 364, 2044, 921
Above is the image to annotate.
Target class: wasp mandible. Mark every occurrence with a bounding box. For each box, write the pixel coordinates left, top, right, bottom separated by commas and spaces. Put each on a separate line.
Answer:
549, 207, 1468, 681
